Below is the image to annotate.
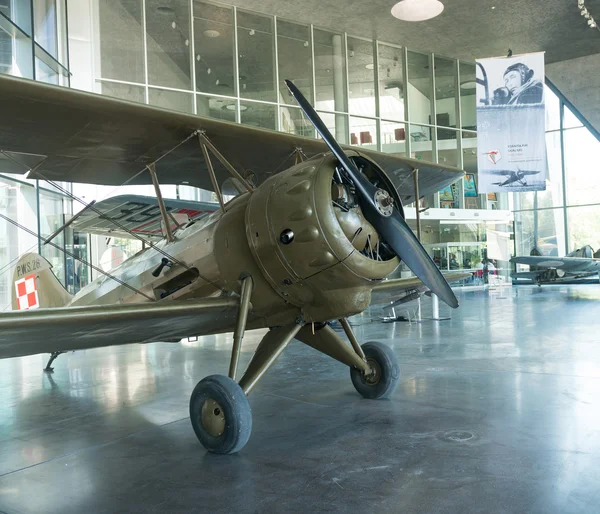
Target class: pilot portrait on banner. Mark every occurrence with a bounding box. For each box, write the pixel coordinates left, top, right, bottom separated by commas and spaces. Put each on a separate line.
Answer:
475, 52, 548, 193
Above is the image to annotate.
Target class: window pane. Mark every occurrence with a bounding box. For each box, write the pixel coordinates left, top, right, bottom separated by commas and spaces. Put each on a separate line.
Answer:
408, 123, 432, 145
0, 17, 34, 79
237, 11, 275, 102
563, 105, 584, 129
545, 85, 560, 131
459, 61, 476, 130
347, 37, 374, 117
567, 206, 600, 252
0, 177, 38, 310
198, 95, 236, 121
407, 51, 431, 125
146, 0, 191, 90
33, 0, 57, 59
514, 208, 566, 257
280, 106, 314, 138
317, 111, 348, 144
39, 188, 66, 284
537, 131, 563, 208
194, 1, 234, 97
1, 0, 32, 35
378, 43, 404, 121
277, 20, 311, 105
349, 117, 377, 149
462, 137, 481, 209
438, 130, 459, 166
99, 0, 145, 83
96, 80, 146, 103
434, 56, 456, 128
35, 44, 69, 85
149, 87, 194, 114
241, 101, 276, 130
565, 127, 600, 206
314, 28, 347, 113
380, 121, 406, 155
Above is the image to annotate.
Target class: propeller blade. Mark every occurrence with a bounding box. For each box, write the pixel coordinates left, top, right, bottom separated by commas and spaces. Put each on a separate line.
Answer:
365, 204, 459, 309
284, 79, 458, 309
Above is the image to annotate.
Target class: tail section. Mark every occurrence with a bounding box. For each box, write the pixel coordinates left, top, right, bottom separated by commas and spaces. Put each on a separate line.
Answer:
11, 253, 72, 311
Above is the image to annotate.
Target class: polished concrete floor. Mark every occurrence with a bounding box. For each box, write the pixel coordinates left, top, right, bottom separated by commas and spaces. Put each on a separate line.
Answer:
1, 284, 600, 513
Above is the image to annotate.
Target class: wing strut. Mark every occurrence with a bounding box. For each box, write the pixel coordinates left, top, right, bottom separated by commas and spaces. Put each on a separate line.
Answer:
198, 132, 254, 193
199, 136, 226, 213
147, 162, 174, 242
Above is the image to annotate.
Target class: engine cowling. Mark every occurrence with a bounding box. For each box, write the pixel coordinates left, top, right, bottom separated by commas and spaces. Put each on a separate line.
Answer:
245, 152, 399, 322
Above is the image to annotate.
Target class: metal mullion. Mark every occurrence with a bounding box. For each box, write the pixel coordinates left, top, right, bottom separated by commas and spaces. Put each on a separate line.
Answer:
232, 6, 240, 123
402, 47, 410, 157
141, 0, 149, 103
273, 15, 281, 131
455, 59, 465, 209
343, 32, 350, 143
189, 0, 197, 115
30, 0, 35, 80
373, 40, 381, 151
560, 101, 569, 254
429, 53, 437, 163
310, 24, 316, 123
63, 0, 71, 85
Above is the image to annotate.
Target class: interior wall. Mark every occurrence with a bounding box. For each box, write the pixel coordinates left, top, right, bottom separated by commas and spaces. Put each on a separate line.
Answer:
546, 53, 600, 136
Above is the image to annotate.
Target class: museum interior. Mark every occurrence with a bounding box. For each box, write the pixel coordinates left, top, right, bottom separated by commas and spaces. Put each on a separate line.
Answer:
1, 0, 600, 512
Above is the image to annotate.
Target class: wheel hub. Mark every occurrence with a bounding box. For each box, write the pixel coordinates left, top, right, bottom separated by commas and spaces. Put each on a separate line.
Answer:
200, 398, 226, 437
363, 358, 382, 386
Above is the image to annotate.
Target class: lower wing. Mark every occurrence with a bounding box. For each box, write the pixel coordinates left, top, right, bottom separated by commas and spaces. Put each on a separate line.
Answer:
370, 272, 470, 306
0, 298, 241, 359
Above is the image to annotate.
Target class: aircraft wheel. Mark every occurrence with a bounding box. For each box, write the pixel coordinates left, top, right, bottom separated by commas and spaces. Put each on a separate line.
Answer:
350, 342, 400, 399
189, 374, 252, 454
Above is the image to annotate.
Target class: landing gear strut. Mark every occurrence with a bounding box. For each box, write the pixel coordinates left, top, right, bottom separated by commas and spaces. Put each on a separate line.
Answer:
44, 351, 64, 372
188, 274, 400, 454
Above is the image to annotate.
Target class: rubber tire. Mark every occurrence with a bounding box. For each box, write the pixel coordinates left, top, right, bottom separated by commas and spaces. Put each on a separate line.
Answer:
189, 374, 252, 454
350, 342, 400, 399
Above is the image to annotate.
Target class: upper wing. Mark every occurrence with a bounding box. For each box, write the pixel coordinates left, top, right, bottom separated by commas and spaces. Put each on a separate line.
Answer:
0, 298, 240, 359
511, 256, 600, 272
71, 194, 218, 239
0, 74, 462, 204
370, 272, 470, 306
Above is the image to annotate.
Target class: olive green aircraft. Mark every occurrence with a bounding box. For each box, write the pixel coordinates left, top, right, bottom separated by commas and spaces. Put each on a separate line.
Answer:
0, 74, 464, 454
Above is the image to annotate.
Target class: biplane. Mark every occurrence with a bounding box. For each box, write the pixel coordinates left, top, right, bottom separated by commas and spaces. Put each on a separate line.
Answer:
0, 74, 464, 454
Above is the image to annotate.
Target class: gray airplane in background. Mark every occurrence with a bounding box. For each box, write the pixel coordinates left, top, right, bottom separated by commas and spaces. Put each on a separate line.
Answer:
511, 245, 600, 285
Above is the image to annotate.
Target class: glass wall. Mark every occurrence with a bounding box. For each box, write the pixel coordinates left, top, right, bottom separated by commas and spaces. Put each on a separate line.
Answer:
0, 0, 69, 84
91, 0, 487, 186
0, 2, 72, 308
513, 85, 600, 258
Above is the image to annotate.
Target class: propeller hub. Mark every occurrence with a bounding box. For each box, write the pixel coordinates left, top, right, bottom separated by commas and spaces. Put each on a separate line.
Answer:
374, 190, 394, 217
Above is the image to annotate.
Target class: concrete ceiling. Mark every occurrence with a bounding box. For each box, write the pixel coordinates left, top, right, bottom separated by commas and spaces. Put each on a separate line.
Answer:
224, 0, 600, 65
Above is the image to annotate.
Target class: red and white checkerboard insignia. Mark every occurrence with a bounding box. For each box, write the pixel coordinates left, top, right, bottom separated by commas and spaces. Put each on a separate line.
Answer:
15, 274, 39, 311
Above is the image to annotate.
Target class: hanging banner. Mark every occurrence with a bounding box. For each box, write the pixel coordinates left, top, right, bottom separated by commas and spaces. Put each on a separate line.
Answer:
475, 52, 547, 193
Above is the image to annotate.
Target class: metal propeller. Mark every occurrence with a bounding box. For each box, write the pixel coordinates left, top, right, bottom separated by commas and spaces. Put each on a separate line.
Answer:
284, 79, 458, 309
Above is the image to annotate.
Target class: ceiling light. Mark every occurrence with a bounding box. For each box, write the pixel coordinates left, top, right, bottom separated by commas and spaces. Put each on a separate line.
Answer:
460, 81, 477, 90
365, 63, 374, 70
391, 0, 444, 22
171, 21, 177, 29
224, 104, 249, 112
203, 29, 220, 38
